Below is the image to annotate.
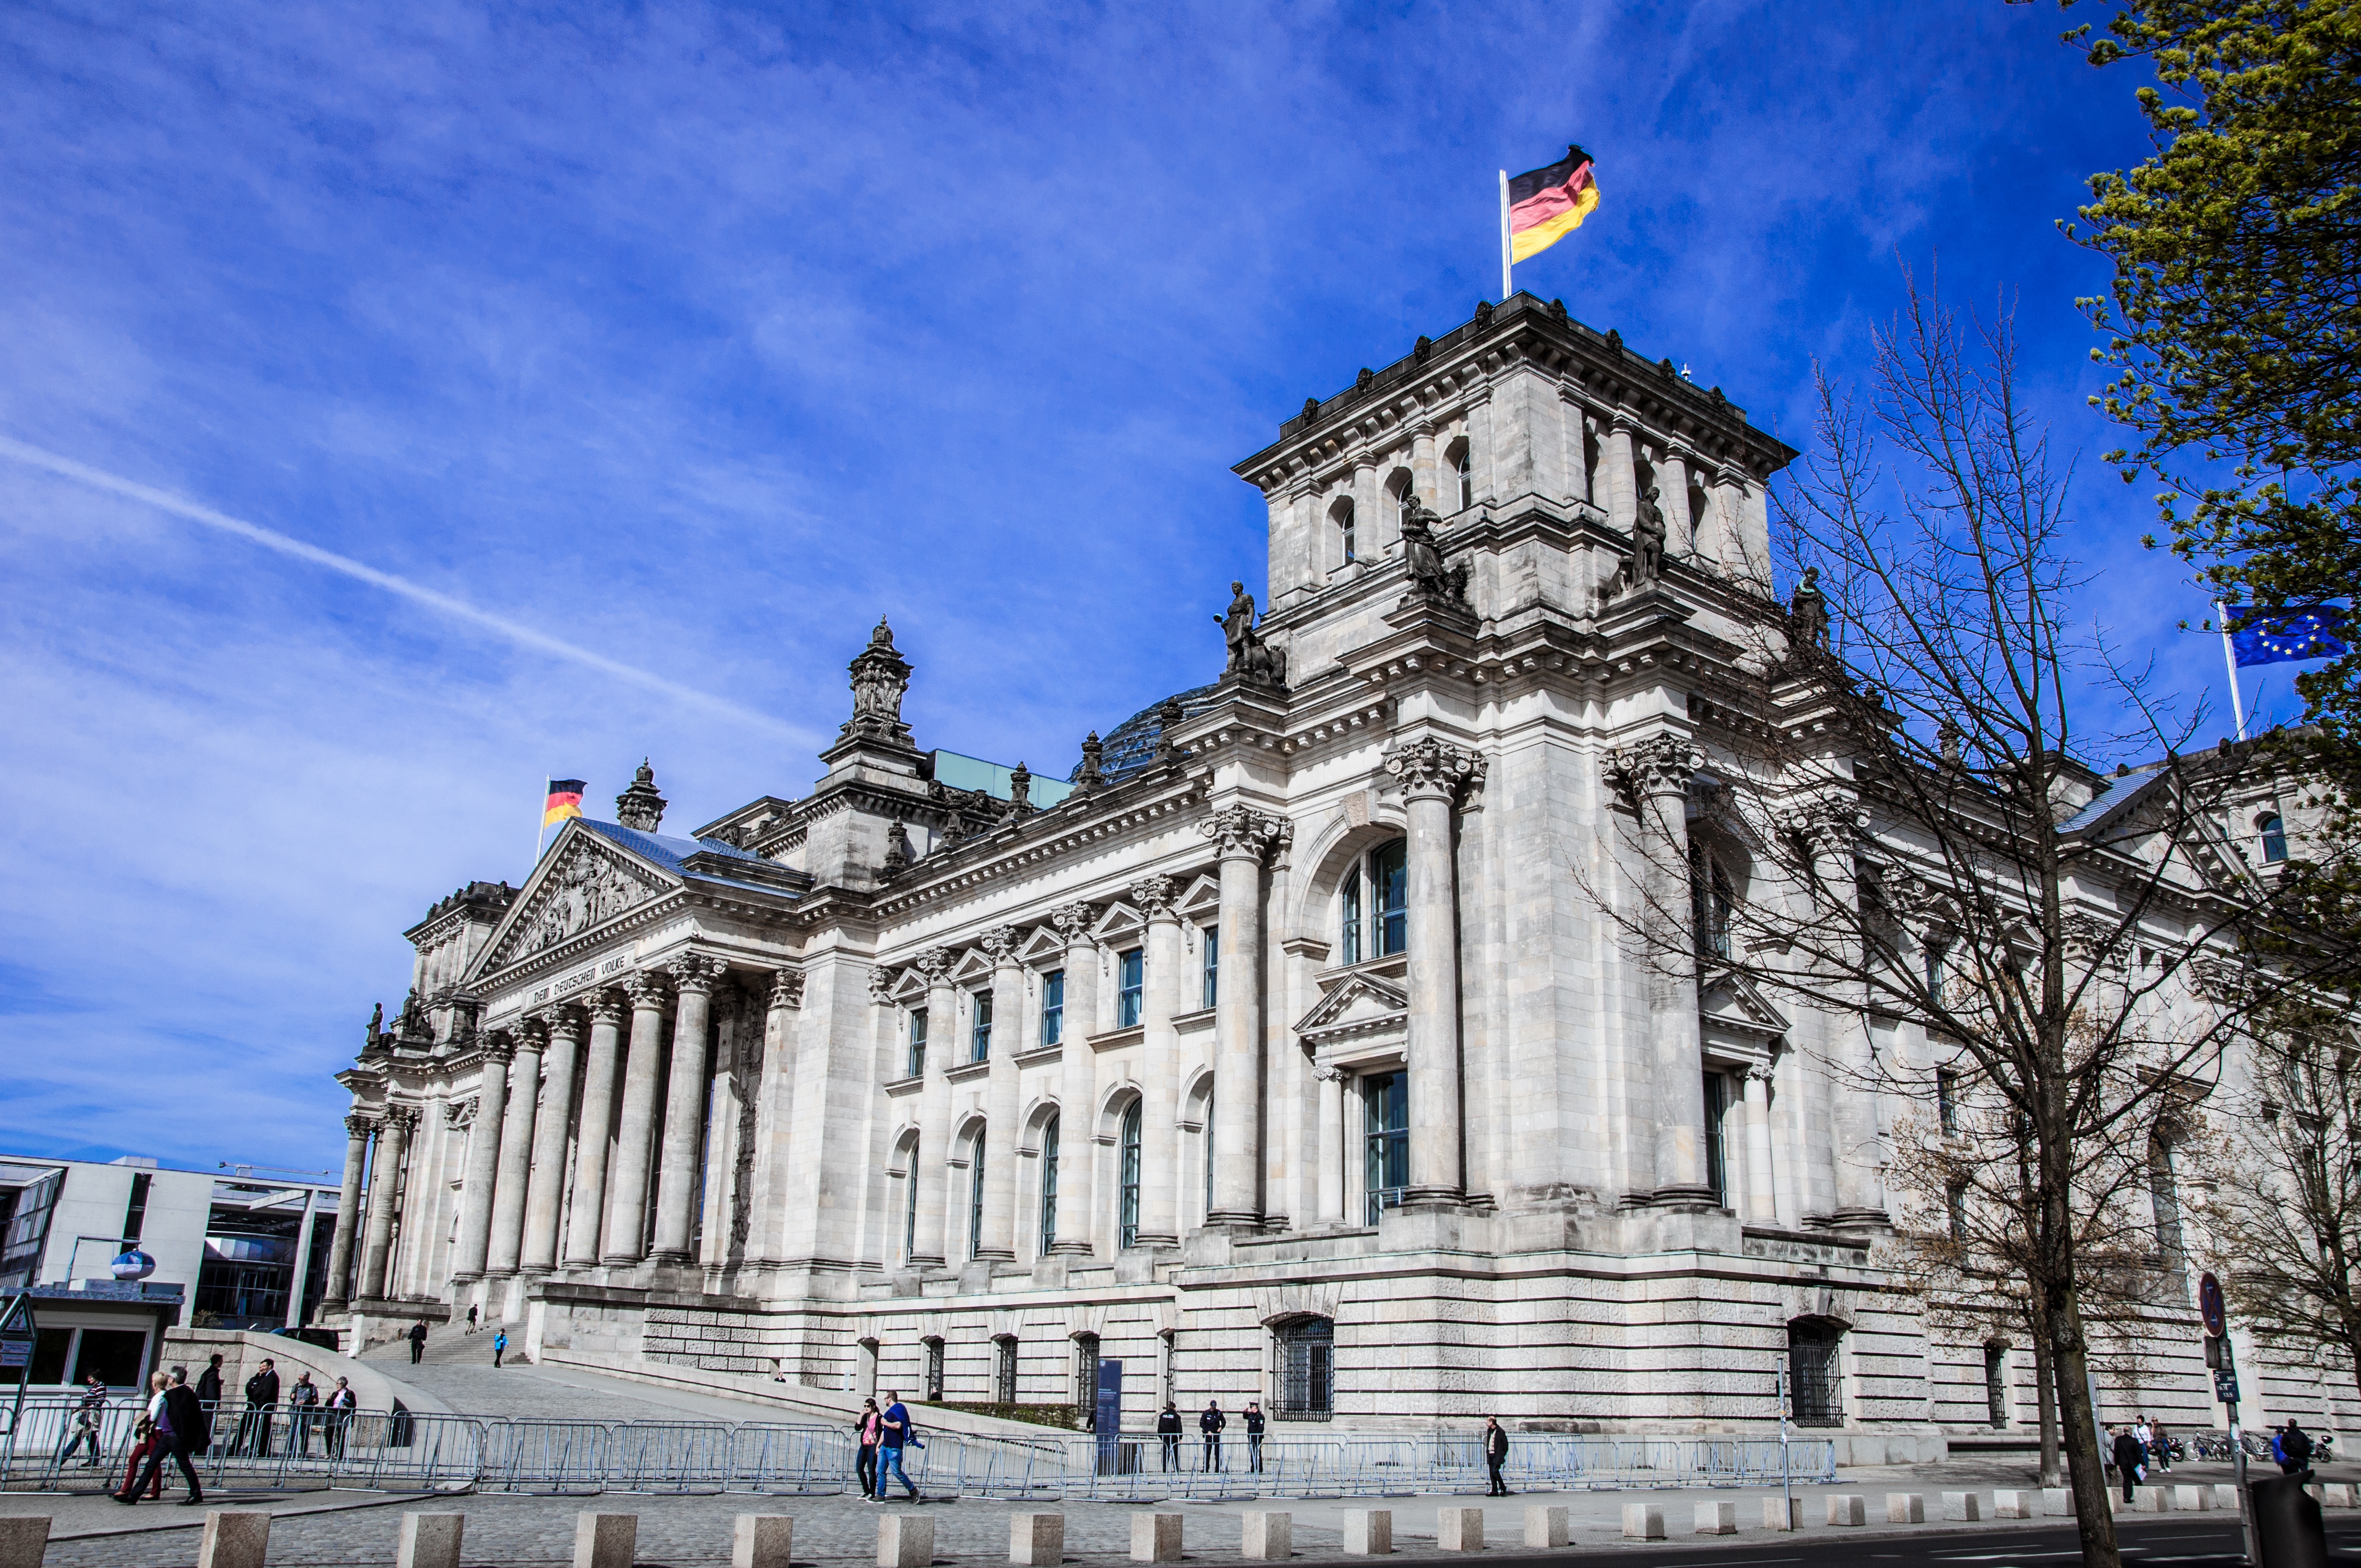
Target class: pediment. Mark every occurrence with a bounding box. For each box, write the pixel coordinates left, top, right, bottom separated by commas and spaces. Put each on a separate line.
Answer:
1018, 925, 1067, 965
1699, 971, 1791, 1041
1174, 873, 1222, 921
1293, 970, 1409, 1047
1091, 901, 1144, 943
477, 824, 675, 976
948, 947, 995, 985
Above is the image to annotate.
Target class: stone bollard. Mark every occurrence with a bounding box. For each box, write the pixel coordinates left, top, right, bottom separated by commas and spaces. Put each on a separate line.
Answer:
198, 1511, 273, 1568
2140, 1486, 2173, 1512
1992, 1490, 2032, 1520
1620, 1504, 1664, 1541
397, 1513, 465, 1568
737, 1517, 795, 1568
1523, 1506, 1568, 1549
1241, 1513, 1291, 1561
2041, 1487, 2075, 1517
2212, 1484, 2241, 1512
1942, 1492, 1982, 1522
2175, 1485, 2211, 1512
1762, 1497, 1800, 1531
1693, 1501, 1736, 1535
2324, 1483, 2356, 1508
1827, 1495, 1867, 1527
1342, 1510, 1392, 1556
1009, 1514, 1062, 1568
0, 1518, 50, 1568
1132, 1514, 1184, 1564
1436, 1507, 1484, 1552
575, 1513, 637, 1568
1886, 1494, 1924, 1524
881, 1515, 934, 1568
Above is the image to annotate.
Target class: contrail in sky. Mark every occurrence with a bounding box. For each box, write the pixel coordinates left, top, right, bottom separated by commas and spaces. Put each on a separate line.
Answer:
0, 434, 805, 739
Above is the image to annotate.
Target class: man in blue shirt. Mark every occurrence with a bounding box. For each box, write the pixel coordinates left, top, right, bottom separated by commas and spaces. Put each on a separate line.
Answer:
874, 1390, 920, 1501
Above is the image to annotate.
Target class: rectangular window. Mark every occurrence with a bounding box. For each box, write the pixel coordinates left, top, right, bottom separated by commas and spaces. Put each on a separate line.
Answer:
908, 1009, 928, 1079
1936, 1069, 1959, 1133
1041, 970, 1065, 1047
903, 1144, 919, 1263
971, 990, 993, 1061
1118, 1104, 1142, 1247
122, 1172, 151, 1244
1372, 841, 1408, 957
1947, 1182, 1969, 1243
1275, 1318, 1335, 1418
1703, 1072, 1731, 1206
1364, 1072, 1410, 1223
1117, 949, 1144, 1029
1983, 1345, 2009, 1428
1039, 1118, 1059, 1255
969, 1133, 987, 1258
1339, 865, 1363, 966
923, 1339, 945, 1402
1202, 925, 1219, 1010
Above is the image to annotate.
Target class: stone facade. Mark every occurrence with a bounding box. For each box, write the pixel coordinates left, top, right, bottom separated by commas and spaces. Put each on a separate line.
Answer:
323, 294, 2354, 1454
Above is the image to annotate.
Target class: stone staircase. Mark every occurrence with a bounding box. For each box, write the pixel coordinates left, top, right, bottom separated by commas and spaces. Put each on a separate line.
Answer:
360, 1320, 524, 1368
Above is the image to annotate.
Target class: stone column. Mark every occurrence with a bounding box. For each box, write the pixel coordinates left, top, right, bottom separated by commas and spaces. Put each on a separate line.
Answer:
450, 1034, 514, 1283
1202, 806, 1281, 1227
1384, 739, 1484, 1206
565, 991, 626, 1268
1606, 416, 1639, 531
1659, 449, 1695, 558
1132, 875, 1183, 1247
602, 972, 671, 1265
1049, 904, 1100, 1255
487, 1019, 544, 1277
976, 927, 1025, 1263
320, 1113, 374, 1309
1617, 735, 1712, 1205
357, 1107, 414, 1301
521, 1007, 585, 1274
651, 953, 724, 1264
745, 967, 805, 1263
1315, 1067, 1346, 1225
910, 947, 957, 1269
1805, 804, 1888, 1227
1742, 1064, 1778, 1223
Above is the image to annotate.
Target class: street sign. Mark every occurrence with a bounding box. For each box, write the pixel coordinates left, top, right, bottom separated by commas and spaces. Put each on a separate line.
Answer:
0, 1342, 25, 1369
2199, 1271, 2227, 1339
2216, 1368, 2241, 1404
2205, 1335, 2224, 1370
1095, 1359, 1123, 1475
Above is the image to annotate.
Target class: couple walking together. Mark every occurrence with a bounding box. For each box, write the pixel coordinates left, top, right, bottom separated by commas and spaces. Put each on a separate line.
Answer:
855, 1393, 922, 1501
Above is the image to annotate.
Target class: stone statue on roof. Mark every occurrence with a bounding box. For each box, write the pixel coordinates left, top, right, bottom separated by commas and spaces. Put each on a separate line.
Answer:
1216, 581, 1286, 687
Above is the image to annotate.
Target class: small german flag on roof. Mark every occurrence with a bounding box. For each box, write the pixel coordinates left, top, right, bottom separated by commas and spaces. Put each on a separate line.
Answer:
1507, 145, 1600, 263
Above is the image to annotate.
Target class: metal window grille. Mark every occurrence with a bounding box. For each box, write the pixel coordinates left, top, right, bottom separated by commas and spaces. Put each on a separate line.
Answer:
993, 1337, 1018, 1405
1983, 1345, 2009, 1428
1787, 1323, 1843, 1427
1275, 1318, 1334, 1418
923, 1340, 944, 1402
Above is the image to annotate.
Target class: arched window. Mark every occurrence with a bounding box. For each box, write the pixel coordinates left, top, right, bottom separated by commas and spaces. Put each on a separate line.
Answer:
922, 1336, 945, 1402
1983, 1343, 2009, 1428
1274, 1317, 1334, 1418
2261, 813, 2288, 863
1118, 1102, 1142, 1247
992, 1334, 1018, 1404
1339, 839, 1409, 964
1449, 440, 1473, 512
1073, 1332, 1103, 1413
1786, 1318, 1844, 1427
901, 1136, 920, 1264
1690, 841, 1735, 960
1038, 1115, 1060, 1256
968, 1129, 988, 1260
1364, 1072, 1408, 1223
2150, 1129, 2184, 1266
1203, 1090, 1216, 1219
1333, 497, 1357, 565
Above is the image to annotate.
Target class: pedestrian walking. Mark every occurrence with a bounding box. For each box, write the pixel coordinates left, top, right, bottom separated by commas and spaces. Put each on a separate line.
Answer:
2111, 1425, 2146, 1502
2150, 1416, 2172, 1473
1244, 1401, 1265, 1473
874, 1390, 920, 1500
1199, 1400, 1225, 1472
324, 1377, 357, 1460
193, 1353, 224, 1449
238, 1358, 280, 1457
408, 1319, 429, 1364
854, 1398, 881, 1497
119, 1373, 169, 1500
492, 1329, 509, 1368
1483, 1415, 1511, 1496
466, 1304, 480, 1334
113, 1366, 205, 1507
2280, 1419, 2314, 1475
286, 1371, 320, 1456
1157, 1402, 1183, 1471
57, 1372, 107, 1467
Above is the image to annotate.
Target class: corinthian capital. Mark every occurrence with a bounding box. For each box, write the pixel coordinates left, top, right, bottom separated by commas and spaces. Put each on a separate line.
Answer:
911, 946, 955, 986
1607, 734, 1699, 802
548, 1005, 588, 1044
344, 1112, 378, 1141
1048, 902, 1098, 943
479, 1031, 517, 1066
979, 925, 1025, 965
1200, 804, 1287, 859
669, 952, 726, 994
586, 988, 629, 1026
382, 1103, 419, 1136
516, 1014, 551, 1050
1129, 875, 1179, 919
867, 965, 897, 1007
1779, 797, 1864, 853
624, 971, 671, 1009
1386, 737, 1486, 801
770, 968, 806, 1011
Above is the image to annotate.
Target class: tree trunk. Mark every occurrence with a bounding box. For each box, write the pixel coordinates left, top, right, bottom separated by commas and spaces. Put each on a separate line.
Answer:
2031, 1305, 2061, 1488
2050, 1280, 2121, 1565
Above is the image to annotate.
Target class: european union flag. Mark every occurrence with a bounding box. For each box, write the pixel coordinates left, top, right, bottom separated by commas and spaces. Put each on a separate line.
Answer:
2229, 605, 2351, 667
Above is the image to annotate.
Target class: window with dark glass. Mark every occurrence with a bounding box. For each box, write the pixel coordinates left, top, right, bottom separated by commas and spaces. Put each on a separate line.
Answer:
1073, 1333, 1102, 1408
1371, 841, 1407, 957
1456, 447, 1473, 511
1038, 1115, 1059, 1256
908, 1009, 928, 1079
1983, 1344, 2009, 1427
923, 1338, 945, 1402
1337, 499, 1356, 564
2262, 813, 2288, 863
968, 1132, 987, 1259
1041, 970, 1065, 1046
903, 1140, 920, 1263
1118, 1102, 1142, 1247
1787, 1320, 1844, 1427
971, 990, 993, 1061
1690, 842, 1734, 960
1275, 1317, 1335, 1418
1925, 943, 1947, 994
1947, 1182, 1969, 1242
1117, 949, 1144, 1028
122, 1173, 151, 1244
1201, 925, 1219, 1010
1936, 1069, 1959, 1133
1203, 1094, 1215, 1217
1339, 864, 1363, 966
993, 1336, 1018, 1404
1703, 1072, 1731, 1206
1364, 1072, 1409, 1223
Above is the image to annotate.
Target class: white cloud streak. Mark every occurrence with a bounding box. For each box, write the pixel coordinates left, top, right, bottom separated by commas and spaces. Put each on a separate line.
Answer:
0, 433, 805, 740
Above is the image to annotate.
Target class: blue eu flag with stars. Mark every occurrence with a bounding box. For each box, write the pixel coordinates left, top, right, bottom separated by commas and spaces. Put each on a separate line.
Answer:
2228, 605, 2351, 667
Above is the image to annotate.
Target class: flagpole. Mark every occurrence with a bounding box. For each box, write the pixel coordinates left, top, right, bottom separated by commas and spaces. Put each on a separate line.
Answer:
534, 775, 551, 863
2216, 602, 2249, 741
1498, 171, 1512, 302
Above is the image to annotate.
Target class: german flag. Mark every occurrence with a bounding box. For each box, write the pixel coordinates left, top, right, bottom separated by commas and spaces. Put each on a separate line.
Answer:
1508, 145, 1600, 263
543, 779, 586, 828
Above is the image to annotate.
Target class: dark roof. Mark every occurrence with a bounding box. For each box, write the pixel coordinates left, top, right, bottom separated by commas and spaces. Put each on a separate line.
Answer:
576, 818, 802, 901
2060, 761, 2172, 836
1073, 683, 1223, 784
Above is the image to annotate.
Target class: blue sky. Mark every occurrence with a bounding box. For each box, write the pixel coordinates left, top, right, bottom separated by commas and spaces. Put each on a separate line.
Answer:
0, 1, 2257, 1173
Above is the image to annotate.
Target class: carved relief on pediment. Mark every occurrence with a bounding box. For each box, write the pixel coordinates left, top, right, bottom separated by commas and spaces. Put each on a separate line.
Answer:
494, 840, 668, 969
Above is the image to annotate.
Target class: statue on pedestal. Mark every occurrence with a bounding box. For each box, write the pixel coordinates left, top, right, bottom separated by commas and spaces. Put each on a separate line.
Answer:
1400, 493, 1470, 606
1215, 581, 1286, 686
1626, 485, 1668, 590
1789, 566, 1830, 649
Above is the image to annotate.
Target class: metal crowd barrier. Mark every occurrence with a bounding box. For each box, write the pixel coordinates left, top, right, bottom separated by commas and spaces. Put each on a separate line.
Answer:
0, 1396, 1834, 1498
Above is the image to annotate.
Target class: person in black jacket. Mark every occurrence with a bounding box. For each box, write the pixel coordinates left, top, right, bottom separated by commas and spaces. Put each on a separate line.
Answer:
2281, 1419, 2315, 1475
115, 1367, 204, 1506
1483, 1416, 1511, 1495
1156, 1402, 1183, 1471
408, 1320, 429, 1364
238, 1359, 280, 1457
2111, 1425, 2147, 1502
1244, 1401, 1266, 1473
1200, 1401, 1226, 1472
193, 1355, 224, 1427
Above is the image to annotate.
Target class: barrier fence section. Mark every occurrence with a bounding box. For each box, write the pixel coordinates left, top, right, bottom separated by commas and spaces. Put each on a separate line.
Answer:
0, 1397, 1834, 1498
